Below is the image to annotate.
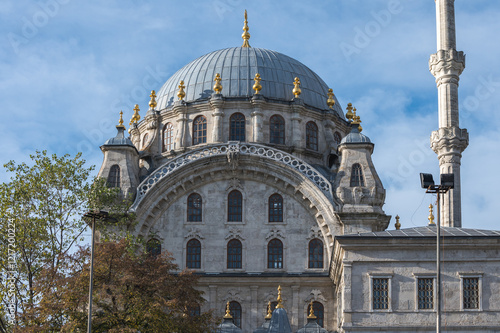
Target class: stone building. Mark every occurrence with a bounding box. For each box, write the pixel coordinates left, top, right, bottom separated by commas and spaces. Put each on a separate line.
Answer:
97, 2, 500, 332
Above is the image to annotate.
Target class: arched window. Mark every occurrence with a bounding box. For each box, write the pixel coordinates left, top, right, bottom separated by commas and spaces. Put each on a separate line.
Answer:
107, 165, 120, 188
163, 123, 174, 152
268, 238, 283, 269
308, 239, 323, 268
334, 131, 342, 145
268, 194, 283, 222
228, 190, 243, 222
186, 239, 201, 269
227, 239, 242, 269
229, 301, 242, 328
270, 115, 285, 145
229, 113, 246, 141
187, 193, 202, 222
142, 133, 149, 149
193, 116, 207, 145
306, 121, 318, 150
307, 301, 325, 327
146, 239, 161, 257
350, 163, 365, 187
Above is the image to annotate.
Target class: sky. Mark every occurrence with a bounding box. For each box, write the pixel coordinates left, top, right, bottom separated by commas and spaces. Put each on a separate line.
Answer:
1, 0, 499, 232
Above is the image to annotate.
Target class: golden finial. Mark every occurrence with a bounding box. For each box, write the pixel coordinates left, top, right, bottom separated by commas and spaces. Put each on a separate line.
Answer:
224, 301, 232, 319
351, 107, 359, 124
357, 115, 363, 132
177, 80, 186, 100
253, 73, 262, 94
242, 10, 251, 48
276, 285, 284, 309
130, 104, 140, 125
213, 73, 223, 94
346, 103, 354, 121
428, 204, 435, 225
149, 90, 157, 109
265, 301, 272, 319
292, 77, 301, 98
117, 110, 125, 128
327, 88, 336, 109
395, 215, 401, 230
307, 301, 317, 320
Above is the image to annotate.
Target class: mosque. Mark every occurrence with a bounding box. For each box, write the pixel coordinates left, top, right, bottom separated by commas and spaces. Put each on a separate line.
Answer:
97, 1, 500, 332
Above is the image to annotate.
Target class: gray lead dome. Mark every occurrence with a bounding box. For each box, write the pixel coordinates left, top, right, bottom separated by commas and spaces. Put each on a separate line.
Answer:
155, 47, 344, 118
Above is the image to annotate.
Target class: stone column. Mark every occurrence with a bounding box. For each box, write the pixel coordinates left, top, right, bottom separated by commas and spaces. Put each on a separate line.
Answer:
250, 285, 259, 329
323, 119, 336, 151
291, 102, 304, 148
173, 101, 188, 148
210, 95, 225, 143
430, 0, 468, 227
251, 95, 265, 142
291, 285, 300, 331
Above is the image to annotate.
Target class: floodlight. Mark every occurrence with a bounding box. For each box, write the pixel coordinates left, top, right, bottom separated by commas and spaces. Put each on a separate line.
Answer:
420, 173, 435, 189
440, 173, 454, 189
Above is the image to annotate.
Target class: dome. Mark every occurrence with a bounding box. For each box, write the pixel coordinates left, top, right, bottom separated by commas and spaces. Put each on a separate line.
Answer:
156, 47, 344, 118
340, 126, 371, 144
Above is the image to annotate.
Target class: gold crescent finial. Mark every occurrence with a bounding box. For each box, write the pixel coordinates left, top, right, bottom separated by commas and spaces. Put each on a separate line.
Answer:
253, 73, 262, 94
428, 204, 435, 225
213, 73, 223, 94
327, 88, 336, 109
308, 301, 317, 319
117, 110, 125, 128
265, 301, 272, 319
292, 77, 301, 98
242, 10, 251, 47
130, 104, 141, 126
346, 103, 354, 121
224, 301, 232, 319
177, 80, 186, 100
395, 215, 401, 230
276, 285, 284, 309
149, 90, 157, 109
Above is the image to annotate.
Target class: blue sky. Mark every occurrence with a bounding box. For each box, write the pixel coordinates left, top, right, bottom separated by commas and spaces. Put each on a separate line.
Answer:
1, 0, 499, 231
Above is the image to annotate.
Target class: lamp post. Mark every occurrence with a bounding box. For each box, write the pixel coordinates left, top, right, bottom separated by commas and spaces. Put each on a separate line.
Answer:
83, 210, 110, 333
420, 173, 454, 333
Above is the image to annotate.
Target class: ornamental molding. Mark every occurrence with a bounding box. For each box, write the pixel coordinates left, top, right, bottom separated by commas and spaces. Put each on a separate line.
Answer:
429, 49, 466, 78
184, 227, 204, 240
130, 142, 333, 211
265, 228, 286, 241
430, 127, 469, 154
307, 226, 323, 240
220, 289, 244, 303
304, 289, 327, 303
225, 227, 245, 241
225, 178, 243, 191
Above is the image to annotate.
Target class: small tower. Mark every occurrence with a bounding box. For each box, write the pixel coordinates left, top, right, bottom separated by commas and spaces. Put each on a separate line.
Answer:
97, 111, 140, 199
429, 0, 468, 227
334, 116, 390, 234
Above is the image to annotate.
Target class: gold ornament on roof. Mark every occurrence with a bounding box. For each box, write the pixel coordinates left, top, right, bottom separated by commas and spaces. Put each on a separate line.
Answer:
223, 301, 232, 319
292, 77, 301, 98
395, 215, 401, 230
130, 104, 141, 125
327, 88, 336, 109
117, 110, 125, 128
308, 300, 317, 319
253, 73, 262, 94
213, 73, 223, 94
428, 204, 435, 225
177, 80, 186, 100
149, 90, 157, 109
346, 103, 354, 121
242, 10, 251, 48
265, 301, 272, 319
276, 285, 284, 309
351, 107, 359, 124
357, 115, 363, 132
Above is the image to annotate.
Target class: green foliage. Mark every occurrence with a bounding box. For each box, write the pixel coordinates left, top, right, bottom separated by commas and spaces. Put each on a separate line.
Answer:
0, 151, 128, 329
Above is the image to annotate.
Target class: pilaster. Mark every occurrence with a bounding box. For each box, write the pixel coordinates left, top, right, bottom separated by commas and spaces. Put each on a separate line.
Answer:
251, 95, 265, 142
173, 101, 188, 148
210, 95, 225, 143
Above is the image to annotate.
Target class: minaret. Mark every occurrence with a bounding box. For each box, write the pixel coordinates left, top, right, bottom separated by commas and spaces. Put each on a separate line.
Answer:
429, 0, 469, 227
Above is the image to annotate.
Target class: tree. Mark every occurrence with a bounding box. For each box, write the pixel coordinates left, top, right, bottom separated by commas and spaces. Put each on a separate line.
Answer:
21, 239, 217, 333
0, 151, 129, 329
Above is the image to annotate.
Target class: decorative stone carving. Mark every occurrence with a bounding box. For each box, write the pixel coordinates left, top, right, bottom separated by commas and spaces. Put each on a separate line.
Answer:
429, 49, 466, 79
184, 227, 204, 240
304, 289, 327, 303
265, 228, 286, 241
220, 289, 244, 303
226, 141, 240, 171
430, 126, 469, 155
307, 226, 322, 240
225, 227, 244, 241
130, 142, 333, 211
226, 178, 243, 191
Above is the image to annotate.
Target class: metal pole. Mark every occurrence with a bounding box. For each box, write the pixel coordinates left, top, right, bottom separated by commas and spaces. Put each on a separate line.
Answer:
87, 216, 95, 333
436, 190, 441, 333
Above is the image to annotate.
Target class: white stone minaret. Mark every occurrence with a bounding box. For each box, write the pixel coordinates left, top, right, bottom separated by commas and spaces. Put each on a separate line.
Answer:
429, 0, 469, 227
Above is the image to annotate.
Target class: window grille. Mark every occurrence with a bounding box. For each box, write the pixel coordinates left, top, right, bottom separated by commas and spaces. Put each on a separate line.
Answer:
227, 239, 242, 269
268, 193, 283, 222
267, 238, 283, 269
463, 277, 479, 309
107, 165, 120, 188
229, 301, 242, 328
187, 193, 202, 222
350, 163, 365, 187
229, 113, 246, 141
163, 123, 174, 151
193, 116, 207, 145
186, 239, 201, 269
372, 278, 389, 310
306, 121, 318, 150
418, 278, 434, 309
270, 115, 285, 145
308, 239, 323, 269
307, 301, 325, 327
228, 190, 243, 222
